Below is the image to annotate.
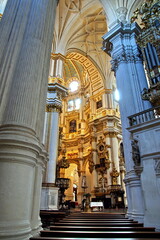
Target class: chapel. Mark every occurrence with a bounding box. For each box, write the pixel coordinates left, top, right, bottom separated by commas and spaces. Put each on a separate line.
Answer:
0, 0, 160, 239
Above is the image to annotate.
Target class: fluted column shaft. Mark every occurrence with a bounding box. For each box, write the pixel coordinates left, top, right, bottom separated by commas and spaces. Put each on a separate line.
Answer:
0, 0, 58, 239
110, 134, 120, 184
102, 22, 148, 223
47, 110, 60, 183
44, 83, 68, 184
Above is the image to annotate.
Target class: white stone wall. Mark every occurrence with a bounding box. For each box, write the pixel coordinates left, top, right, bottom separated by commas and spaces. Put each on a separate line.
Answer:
128, 118, 160, 230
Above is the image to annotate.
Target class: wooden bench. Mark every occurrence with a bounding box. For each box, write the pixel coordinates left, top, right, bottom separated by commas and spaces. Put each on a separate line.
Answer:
40, 210, 67, 227
30, 212, 160, 240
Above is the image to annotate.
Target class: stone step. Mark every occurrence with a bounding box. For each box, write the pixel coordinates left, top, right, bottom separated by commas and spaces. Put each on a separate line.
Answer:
54, 222, 144, 227
40, 230, 160, 238
58, 220, 139, 223
30, 238, 160, 240
50, 225, 155, 232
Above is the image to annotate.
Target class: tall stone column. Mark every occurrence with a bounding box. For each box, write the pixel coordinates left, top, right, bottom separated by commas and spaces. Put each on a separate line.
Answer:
102, 23, 151, 222
41, 82, 68, 210
0, 0, 58, 239
91, 134, 98, 190
110, 133, 120, 184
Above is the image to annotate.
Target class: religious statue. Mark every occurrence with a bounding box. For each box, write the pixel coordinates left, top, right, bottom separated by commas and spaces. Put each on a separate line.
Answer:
82, 175, 87, 188
131, 139, 141, 166
120, 142, 124, 158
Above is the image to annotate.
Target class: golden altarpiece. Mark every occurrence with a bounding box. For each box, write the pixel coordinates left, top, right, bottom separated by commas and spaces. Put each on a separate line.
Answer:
51, 53, 126, 209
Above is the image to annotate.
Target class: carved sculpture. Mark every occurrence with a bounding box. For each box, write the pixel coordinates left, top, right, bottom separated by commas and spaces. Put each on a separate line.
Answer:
131, 139, 141, 166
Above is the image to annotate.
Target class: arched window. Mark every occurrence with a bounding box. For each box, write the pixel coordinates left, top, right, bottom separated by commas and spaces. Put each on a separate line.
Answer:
69, 80, 79, 92
69, 120, 77, 133
68, 98, 81, 111
0, 0, 8, 15
114, 88, 120, 101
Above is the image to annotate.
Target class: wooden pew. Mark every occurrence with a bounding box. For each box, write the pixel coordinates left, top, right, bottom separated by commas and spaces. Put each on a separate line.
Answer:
30, 212, 160, 240
40, 210, 67, 228
40, 229, 160, 238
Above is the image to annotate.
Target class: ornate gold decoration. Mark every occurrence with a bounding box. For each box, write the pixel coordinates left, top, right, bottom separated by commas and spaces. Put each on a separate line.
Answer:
110, 166, 119, 185
97, 136, 110, 158
95, 137, 111, 175
57, 149, 70, 169
48, 76, 64, 85
88, 152, 94, 174
65, 140, 78, 147
131, 0, 160, 110
141, 83, 160, 113
131, 0, 160, 45
99, 176, 108, 188
67, 151, 78, 159
66, 52, 104, 94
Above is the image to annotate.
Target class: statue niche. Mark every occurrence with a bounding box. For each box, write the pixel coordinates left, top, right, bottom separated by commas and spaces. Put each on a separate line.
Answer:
131, 139, 141, 166
69, 119, 77, 133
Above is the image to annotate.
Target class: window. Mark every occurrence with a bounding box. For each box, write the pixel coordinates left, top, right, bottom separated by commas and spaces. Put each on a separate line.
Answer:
68, 100, 74, 111
68, 98, 81, 111
75, 98, 81, 110
114, 89, 120, 101
69, 80, 79, 92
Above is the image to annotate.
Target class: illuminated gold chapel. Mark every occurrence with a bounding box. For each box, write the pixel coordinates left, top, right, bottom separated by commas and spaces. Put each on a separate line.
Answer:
0, 0, 159, 240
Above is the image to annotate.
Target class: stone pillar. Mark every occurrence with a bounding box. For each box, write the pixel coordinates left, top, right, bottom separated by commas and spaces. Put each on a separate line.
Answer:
110, 133, 120, 184
120, 167, 127, 206
41, 82, 68, 210
102, 90, 113, 109
124, 171, 145, 222
0, 0, 58, 239
91, 134, 98, 189
102, 23, 151, 222
77, 141, 85, 203
77, 160, 83, 204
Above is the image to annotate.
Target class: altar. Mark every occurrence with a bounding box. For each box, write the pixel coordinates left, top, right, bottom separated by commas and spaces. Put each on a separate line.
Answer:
90, 202, 104, 211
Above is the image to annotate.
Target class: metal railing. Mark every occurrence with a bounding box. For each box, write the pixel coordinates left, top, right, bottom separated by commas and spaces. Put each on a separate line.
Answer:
128, 106, 160, 126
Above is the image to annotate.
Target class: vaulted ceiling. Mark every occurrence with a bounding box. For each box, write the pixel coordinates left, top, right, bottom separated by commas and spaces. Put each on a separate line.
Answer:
53, 0, 143, 91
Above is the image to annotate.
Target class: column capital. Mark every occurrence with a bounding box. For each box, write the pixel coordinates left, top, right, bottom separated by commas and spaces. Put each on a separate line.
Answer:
46, 82, 68, 112
48, 82, 68, 99
102, 22, 143, 73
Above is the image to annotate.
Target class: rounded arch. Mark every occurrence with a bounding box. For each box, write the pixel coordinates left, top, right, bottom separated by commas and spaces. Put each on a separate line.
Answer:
82, 155, 90, 172
69, 159, 81, 175
65, 50, 106, 94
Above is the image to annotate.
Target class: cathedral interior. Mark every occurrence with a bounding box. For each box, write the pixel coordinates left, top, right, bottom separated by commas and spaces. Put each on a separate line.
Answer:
0, 0, 160, 239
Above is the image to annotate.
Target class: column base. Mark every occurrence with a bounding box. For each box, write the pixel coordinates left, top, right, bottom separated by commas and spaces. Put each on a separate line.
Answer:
30, 219, 42, 238
129, 212, 144, 223
40, 186, 59, 210
0, 221, 32, 240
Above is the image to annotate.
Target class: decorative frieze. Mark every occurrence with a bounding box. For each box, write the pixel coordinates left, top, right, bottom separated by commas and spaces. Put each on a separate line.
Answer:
102, 23, 143, 74
46, 98, 62, 112
47, 82, 68, 111
110, 50, 142, 73
110, 166, 120, 185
